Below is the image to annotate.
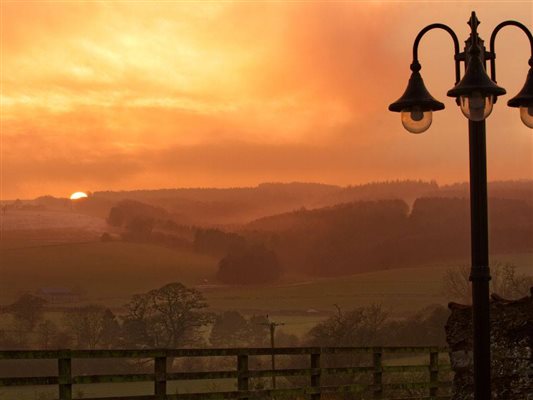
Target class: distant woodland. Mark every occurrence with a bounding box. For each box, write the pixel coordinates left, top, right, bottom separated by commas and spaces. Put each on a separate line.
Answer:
63, 180, 533, 283
1, 180, 531, 357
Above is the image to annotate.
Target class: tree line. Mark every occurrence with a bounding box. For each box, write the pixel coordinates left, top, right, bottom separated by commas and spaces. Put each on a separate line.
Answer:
4, 263, 530, 352
192, 197, 532, 282
104, 196, 532, 284
0, 282, 449, 352
243, 197, 533, 277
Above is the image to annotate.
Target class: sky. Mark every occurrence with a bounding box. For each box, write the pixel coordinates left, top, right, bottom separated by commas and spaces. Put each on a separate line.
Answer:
1, 1, 532, 199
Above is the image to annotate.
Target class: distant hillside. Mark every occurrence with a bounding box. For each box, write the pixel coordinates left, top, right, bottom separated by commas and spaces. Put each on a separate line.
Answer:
5, 180, 532, 284
91, 180, 532, 226
94, 182, 338, 225
318, 180, 439, 208
433, 180, 533, 206
17, 180, 532, 228
243, 197, 533, 277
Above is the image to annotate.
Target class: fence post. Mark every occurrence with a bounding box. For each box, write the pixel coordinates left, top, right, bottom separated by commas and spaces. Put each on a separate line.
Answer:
154, 353, 167, 399
237, 353, 249, 400
373, 347, 383, 399
58, 349, 72, 400
429, 350, 439, 399
310, 351, 321, 400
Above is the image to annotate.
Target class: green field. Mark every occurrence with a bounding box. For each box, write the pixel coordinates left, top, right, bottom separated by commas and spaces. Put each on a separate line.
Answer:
204, 252, 532, 315
0, 241, 218, 305
1, 239, 531, 334
0, 244, 529, 398
204, 265, 456, 334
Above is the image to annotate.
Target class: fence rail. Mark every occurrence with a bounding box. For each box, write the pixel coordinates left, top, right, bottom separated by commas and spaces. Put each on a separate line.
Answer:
0, 346, 452, 400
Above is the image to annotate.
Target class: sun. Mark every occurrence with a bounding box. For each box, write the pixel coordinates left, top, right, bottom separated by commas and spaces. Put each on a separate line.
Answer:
70, 192, 88, 200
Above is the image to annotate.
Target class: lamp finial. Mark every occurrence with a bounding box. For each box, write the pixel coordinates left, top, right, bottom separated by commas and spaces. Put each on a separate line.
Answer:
468, 11, 480, 33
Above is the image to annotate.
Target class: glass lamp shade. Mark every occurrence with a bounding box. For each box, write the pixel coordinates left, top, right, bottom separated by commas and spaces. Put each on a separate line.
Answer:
401, 107, 433, 133
508, 67, 533, 129
459, 92, 493, 121
389, 70, 444, 134
520, 106, 533, 128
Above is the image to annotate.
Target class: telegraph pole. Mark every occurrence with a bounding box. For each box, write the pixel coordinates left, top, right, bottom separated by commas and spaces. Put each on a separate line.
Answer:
260, 317, 285, 389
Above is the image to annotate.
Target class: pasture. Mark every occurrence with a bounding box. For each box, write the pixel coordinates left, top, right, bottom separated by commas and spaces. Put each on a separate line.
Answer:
204, 252, 532, 318
1, 234, 530, 337
1, 238, 530, 314
0, 241, 218, 305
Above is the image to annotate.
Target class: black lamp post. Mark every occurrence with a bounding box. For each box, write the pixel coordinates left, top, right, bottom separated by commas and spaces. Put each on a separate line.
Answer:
389, 11, 533, 400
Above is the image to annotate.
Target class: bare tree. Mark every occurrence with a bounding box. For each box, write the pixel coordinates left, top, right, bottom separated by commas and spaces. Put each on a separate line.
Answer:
35, 320, 59, 350
443, 263, 533, 303
63, 305, 109, 349
5, 294, 47, 332
307, 304, 388, 346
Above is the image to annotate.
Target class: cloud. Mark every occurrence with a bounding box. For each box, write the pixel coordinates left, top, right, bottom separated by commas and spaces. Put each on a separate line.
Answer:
1, 1, 532, 199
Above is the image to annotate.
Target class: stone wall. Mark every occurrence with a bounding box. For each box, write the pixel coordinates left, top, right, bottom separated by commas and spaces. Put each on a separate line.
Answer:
445, 288, 532, 399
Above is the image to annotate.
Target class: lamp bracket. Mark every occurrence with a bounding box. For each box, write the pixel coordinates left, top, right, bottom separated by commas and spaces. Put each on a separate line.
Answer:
412, 23, 461, 85
489, 20, 533, 83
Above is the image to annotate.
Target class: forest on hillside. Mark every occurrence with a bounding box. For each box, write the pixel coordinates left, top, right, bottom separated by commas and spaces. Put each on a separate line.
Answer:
8, 180, 532, 283
106, 194, 532, 281
42, 179, 533, 225
232, 197, 531, 278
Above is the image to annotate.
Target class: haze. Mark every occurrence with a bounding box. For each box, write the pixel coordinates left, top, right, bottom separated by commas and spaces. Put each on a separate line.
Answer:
1, 1, 532, 200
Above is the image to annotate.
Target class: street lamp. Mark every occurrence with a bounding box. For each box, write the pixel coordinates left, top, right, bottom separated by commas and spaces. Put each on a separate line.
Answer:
389, 11, 533, 400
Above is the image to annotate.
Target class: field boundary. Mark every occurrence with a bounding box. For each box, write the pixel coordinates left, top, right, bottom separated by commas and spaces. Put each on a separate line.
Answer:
0, 346, 452, 399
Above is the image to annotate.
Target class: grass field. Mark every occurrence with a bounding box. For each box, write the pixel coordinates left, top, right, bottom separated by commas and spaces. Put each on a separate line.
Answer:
1, 210, 107, 232
1, 238, 531, 335
204, 252, 533, 315
0, 244, 528, 398
0, 241, 218, 305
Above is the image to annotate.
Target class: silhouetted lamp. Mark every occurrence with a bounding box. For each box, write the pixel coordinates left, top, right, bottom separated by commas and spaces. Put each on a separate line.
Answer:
389, 13, 533, 130
388, 66, 444, 133
508, 67, 533, 128
447, 53, 506, 121
387, 11, 533, 400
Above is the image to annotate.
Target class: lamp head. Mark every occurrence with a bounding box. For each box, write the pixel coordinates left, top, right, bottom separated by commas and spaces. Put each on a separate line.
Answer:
447, 54, 506, 121
389, 70, 444, 133
508, 67, 533, 128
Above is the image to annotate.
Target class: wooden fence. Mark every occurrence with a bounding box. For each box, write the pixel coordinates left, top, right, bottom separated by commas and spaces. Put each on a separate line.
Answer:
0, 346, 452, 400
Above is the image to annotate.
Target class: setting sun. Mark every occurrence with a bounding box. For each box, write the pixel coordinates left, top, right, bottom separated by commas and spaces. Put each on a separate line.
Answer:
0, 3, 531, 399
70, 191, 88, 200
1, 2, 531, 200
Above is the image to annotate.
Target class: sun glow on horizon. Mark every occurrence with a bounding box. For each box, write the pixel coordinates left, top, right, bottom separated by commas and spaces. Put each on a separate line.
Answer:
1, 2, 531, 200
70, 192, 88, 200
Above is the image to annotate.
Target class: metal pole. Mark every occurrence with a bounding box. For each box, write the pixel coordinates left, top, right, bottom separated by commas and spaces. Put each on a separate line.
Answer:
260, 317, 284, 389
270, 323, 276, 389
468, 119, 491, 400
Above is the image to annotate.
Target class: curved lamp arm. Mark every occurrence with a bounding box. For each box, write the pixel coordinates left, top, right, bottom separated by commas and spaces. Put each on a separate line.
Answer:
489, 20, 533, 82
412, 23, 461, 84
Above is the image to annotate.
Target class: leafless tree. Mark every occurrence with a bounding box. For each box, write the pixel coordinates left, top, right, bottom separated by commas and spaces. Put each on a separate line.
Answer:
35, 320, 59, 349
63, 305, 107, 349
5, 293, 47, 332
443, 263, 533, 304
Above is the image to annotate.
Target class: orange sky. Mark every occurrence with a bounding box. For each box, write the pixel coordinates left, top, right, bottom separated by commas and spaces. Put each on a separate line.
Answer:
1, 1, 532, 199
